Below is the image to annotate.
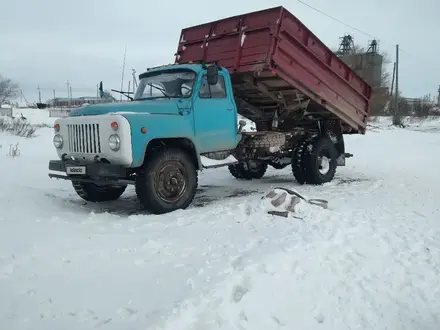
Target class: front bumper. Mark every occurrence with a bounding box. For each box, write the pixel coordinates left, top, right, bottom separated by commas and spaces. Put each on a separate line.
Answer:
48, 160, 132, 185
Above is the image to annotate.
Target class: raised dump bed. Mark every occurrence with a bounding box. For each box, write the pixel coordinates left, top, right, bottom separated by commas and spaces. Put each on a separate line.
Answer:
175, 6, 372, 134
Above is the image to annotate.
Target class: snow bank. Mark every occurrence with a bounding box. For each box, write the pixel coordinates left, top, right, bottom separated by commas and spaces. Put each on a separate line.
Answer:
5, 108, 55, 127
368, 115, 440, 131
1, 110, 440, 330
162, 238, 440, 330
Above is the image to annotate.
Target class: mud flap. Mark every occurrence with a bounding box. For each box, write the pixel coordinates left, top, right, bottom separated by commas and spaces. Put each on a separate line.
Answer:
337, 155, 345, 166
337, 152, 353, 166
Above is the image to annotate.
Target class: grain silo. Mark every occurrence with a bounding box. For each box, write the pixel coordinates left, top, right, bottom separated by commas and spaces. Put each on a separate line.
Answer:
336, 36, 383, 88
335, 36, 388, 114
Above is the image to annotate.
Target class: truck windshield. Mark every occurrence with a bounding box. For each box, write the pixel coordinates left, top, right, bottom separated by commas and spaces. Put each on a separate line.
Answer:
134, 70, 196, 100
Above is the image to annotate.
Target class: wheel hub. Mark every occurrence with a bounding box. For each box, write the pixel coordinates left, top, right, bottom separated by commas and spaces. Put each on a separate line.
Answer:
318, 156, 330, 175
247, 161, 261, 172
155, 162, 187, 203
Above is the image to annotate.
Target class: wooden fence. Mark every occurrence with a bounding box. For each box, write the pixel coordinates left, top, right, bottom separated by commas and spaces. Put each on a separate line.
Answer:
0, 108, 13, 117
49, 108, 72, 118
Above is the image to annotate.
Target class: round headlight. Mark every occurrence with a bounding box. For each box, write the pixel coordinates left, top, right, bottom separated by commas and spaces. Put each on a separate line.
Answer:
108, 134, 120, 151
53, 134, 63, 148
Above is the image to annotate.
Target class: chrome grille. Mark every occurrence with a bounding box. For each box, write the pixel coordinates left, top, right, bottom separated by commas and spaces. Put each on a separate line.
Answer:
67, 124, 101, 154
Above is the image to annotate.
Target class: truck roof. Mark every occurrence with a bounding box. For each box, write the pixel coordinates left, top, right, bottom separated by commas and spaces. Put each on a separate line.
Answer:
143, 63, 203, 74
175, 6, 372, 134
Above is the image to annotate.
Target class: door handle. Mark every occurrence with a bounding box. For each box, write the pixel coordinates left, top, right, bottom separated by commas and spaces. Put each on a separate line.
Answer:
227, 107, 234, 111
178, 109, 190, 115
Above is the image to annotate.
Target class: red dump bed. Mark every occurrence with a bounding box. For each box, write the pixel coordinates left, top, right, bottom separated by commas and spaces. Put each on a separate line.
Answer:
175, 6, 372, 133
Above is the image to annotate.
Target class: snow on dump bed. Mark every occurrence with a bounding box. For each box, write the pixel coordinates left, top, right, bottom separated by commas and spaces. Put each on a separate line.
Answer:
0, 110, 439, 330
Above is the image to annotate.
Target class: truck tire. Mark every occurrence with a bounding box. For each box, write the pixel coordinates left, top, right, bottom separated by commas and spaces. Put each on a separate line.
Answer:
291, 136, 316, 184
72, 182, 127, 202
135, 148, 198, 214
228, 164, 245, 179
228, 162, 268, 180
303, 136, 338, 184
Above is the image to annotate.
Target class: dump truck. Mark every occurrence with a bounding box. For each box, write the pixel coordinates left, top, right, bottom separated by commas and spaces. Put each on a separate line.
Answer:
48, 6, 372, 214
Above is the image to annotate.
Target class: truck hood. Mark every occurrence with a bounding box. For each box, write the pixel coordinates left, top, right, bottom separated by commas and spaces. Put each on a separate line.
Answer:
69, 99, 185, 117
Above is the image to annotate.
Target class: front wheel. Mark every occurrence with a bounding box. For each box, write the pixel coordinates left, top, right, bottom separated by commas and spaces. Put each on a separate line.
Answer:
72, 181, 127, 202
135, 148, 198, 214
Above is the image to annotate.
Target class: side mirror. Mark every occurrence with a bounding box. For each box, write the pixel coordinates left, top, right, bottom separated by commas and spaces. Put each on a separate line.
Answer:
238, 119, 247, 133
206, 65, 218, 85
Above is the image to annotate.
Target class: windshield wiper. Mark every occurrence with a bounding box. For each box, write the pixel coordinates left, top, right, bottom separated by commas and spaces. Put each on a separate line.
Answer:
146, 83, 170, 98
110, 89, 133, 100
136, 96, 168, 101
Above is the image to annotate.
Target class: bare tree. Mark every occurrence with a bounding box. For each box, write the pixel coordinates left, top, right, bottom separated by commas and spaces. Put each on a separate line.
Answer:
389, 92, 410, 126
413, 94, 434, 118
364, 47, 391, 116
0, 75, 20, 105
379, 53, 392, 88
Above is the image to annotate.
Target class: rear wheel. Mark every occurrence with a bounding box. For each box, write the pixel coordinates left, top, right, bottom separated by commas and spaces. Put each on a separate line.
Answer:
304, 136, 338, 184
228, 164, 244, 179
72, 181, 126, 202
135, 148, 198, 214
228, 161, 268, 180
291, 136, 314, 184
292, 135, 338, 185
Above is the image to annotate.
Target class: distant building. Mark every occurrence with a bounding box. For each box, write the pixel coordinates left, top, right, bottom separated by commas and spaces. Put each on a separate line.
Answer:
339, 52, 383, 88
336, 36, 383, 89
48, 96, 108, 108
335, 36, 389, 115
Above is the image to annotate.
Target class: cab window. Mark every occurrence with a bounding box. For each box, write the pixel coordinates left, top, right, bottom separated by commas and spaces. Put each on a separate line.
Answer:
199, 75, 227, 99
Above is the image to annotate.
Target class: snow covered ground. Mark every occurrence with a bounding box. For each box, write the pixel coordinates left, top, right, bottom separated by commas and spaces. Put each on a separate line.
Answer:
0, 109, 439, 330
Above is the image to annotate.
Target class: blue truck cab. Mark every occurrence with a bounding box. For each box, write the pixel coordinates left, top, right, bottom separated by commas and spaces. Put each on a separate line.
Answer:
49, 63, 247, 214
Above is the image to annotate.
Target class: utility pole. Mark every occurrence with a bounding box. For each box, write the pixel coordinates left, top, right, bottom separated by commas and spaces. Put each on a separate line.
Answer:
393, 44, 400, 126
437, 85, 440, 106
390, 62, 396, 102
37, 86, 42, 103
120, 44, 127, 101
66, 80, 71, 108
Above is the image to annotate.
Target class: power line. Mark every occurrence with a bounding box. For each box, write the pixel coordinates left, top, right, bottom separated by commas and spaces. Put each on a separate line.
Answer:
296, 0, 440, 74
397, 47, 440, 76
296, 0, 377, 40
295, 0, 440, 98
295, 0, 404, 51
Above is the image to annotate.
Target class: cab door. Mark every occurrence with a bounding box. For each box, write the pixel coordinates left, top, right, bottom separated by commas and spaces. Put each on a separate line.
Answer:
192, 72, 237, 153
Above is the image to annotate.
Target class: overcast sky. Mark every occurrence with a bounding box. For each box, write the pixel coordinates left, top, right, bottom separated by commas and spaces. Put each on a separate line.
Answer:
1, 0, 439, 103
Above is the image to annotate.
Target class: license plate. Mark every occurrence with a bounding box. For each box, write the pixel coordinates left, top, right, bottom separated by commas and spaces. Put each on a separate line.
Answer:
66, 166, 86, 175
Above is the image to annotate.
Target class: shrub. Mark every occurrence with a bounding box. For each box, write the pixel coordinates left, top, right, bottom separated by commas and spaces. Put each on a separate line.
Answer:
0, 117, 49, 138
